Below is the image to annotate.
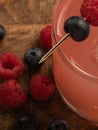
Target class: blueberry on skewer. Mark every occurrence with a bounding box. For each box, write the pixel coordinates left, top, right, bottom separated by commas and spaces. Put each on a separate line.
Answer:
39, 16, 90, 64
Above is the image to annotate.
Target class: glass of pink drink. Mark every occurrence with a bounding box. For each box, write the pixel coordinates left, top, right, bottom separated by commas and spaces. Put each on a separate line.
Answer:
52, 0, 98, 124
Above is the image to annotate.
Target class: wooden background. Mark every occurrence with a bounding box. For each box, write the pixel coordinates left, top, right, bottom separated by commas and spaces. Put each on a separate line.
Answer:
0, 0, 97, 130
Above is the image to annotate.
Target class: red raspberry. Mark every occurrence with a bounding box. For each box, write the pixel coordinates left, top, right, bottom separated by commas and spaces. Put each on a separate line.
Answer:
30, 75, 55, 101
0, 79, 27, 108
80, 0, 98, 26
0, 52, 24, 79
40, 25, 52, 51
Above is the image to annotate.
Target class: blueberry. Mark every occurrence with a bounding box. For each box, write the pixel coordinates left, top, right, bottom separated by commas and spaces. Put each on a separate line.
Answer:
48, 119, 70, 130
64, 16, 90, 41
16, 113, 40, 130
24, 47, 46, 68
0, 25, 6, 41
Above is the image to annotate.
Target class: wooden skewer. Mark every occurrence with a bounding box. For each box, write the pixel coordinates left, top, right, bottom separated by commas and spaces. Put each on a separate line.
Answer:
39, 33, 70, 64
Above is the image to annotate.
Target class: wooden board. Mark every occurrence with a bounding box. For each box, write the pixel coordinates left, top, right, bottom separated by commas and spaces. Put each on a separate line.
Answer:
0, 0, 97, 130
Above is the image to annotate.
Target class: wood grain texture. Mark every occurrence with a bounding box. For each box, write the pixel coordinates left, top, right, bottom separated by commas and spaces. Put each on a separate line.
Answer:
0, 0, 56, 25
0, 0, 97, 130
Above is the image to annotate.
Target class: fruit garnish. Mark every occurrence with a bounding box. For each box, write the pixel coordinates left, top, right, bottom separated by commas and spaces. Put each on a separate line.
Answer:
39, 16, 90, 64
24, 47, 46, 69
64, 16, 90, 41
80, 0, 98, 26
30, 75, 55, 102
48, 119, 70, 130
16, 113, 40, 130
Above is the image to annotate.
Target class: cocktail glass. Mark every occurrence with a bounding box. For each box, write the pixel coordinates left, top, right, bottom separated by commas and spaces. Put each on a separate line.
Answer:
52, 0, 98, 124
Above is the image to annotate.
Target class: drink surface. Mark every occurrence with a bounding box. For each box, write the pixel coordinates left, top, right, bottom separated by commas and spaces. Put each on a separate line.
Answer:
52, 0, 98, 123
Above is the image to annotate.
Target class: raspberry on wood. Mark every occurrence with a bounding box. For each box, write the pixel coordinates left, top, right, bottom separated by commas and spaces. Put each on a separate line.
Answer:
30, 75, 55, 102
0, 79, 27, 109
40, 25, 52, 51
0, 52, 24, 79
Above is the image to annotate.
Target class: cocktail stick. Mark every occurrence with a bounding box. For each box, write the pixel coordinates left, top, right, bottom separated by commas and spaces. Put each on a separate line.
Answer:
39, 33, 70, 64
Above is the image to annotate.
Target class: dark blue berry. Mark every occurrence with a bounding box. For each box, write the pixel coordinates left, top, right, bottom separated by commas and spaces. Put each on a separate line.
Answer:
0, 25, 6, 41
16, 113, 40, 130
24, 47, 46, 68
48, 119, 70, 130
64, 16, 90, 41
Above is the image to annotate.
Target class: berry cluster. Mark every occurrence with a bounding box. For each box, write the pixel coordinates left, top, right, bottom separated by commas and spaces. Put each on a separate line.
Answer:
23, 25, 56, 102
0, 52, 27, 108
16, 113, 69, 130
64, 0, 98, 42
0, 24, 55, 109
0, 53, 55, 108
24, 25, 52, 68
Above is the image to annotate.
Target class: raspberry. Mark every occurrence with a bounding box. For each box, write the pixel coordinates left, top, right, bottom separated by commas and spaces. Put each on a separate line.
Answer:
30, 75, 55, 102
80, 0, 98, 26
0, 52, 24, 79
40, 25, 52, 51
0, 79, 27, 108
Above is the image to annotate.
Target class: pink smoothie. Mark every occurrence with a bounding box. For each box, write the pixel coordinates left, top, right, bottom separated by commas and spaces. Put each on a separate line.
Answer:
52, 0, 98, 123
